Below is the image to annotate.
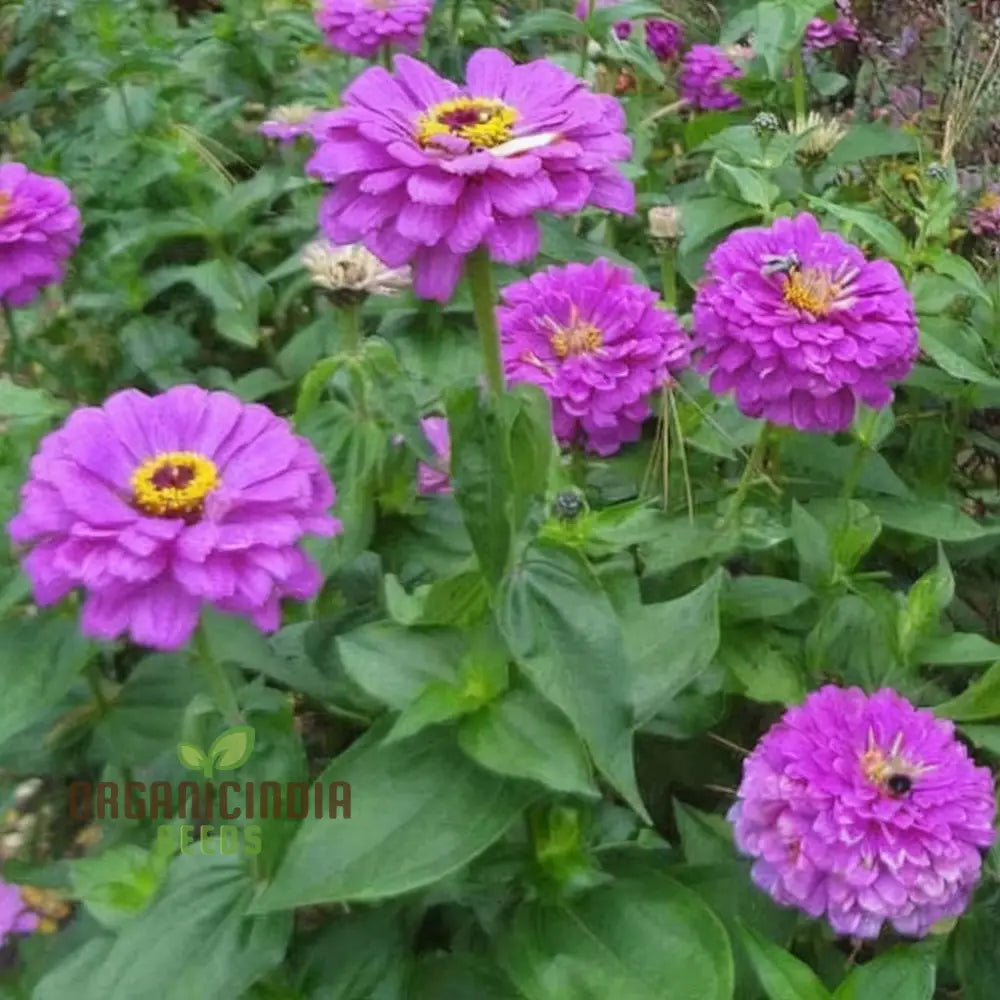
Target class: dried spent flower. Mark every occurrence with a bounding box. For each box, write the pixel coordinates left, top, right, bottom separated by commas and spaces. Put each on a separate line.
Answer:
787, 112, 848, 163
648, 205, 684, 249
301, 241, 411, 305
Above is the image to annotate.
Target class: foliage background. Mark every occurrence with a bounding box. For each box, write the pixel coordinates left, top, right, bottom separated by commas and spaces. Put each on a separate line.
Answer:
4, 0, 1000, 997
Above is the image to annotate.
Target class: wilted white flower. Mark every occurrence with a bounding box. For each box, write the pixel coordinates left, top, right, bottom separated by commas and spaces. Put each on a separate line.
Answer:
648, 205, 684, 250
786, 112, 848, 163
301, 240, 411, 305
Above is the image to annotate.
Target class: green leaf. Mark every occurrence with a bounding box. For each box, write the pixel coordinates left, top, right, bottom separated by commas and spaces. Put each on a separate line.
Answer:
915, 632, 1000, 666
209, 725, 256, 770
409, 954, 520, 999
935, 661, 1000, 721
745, 0, 832, 77
832, 946, 935, 1000
954, 893, 1000, 1000
718, 627, 807, 705
864, 498, 1000, 542
251, 726, 533, 910
722, 576, 814, 622
627, 571, 724, 721
674, 800, 736, 865
503, 9, 583, 42
499, 383, 554, 535
806, 197, 910, 262
0, 377, 68, 425
825, 123, 920, 166
898, 546, 953, 663
738, 922, 832, 1000
0, 615, 94, 749
176, 743, 207, 772
496, 542, 647, 820
499, 874, 734, 1000
336, 622, 465, 709
446, 384, 515, 587
791, 501, 835, 587
41, 852, 290, 1000
384, 681, 471, 744
458, 688, 599, 798
712, 162, 780, 210
679, 196, 761, 256
69, 843, 170, 931
924, 248, 990, 303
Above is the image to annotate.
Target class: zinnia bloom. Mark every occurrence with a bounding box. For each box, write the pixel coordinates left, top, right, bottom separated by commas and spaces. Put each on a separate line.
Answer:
259, 105, 320, 144
315, 0, 433, 59
968, 187, 1000, 238
0, 879, 38, 945
692, 213, 918, 432
679, 44, 743, 111
646, 19, 683, 61
804, 1, 858, 51
417, 416, 451, 495
307, 49, 634, 301
499, 259, 690, 455
729, 686, 997, 939
574, 0, 631, 38
0, 162, 81, 308
9, 386, 340, 651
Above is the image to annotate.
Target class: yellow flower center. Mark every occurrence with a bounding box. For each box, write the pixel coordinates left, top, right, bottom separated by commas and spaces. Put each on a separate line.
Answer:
416, 97, 518, 150
0, 191, 11, 220
782, 266, 844, 317
19, 886, 71, 933
978, 191, 1000, 212
547, 309, 603, 359
859, 730, 931, 795
131, 451, 220, 518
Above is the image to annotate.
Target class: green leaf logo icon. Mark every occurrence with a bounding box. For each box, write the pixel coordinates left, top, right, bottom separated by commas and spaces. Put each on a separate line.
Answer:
176, 726, 255, 779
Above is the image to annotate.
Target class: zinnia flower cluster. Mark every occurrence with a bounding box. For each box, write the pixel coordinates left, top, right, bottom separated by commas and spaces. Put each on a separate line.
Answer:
968, 187, 1000, 238
315, 0, 433, 59
804, 1, 858, 51
679, 44, 744, 111
692, 213, 918, 432
9, 386, 340, 651
729, 686, 997, 939
499, 259, 690, 456
646, 19, 683, 61
0, 162, 81, 308
417, 416, 452, 495
308, 49, 633, 301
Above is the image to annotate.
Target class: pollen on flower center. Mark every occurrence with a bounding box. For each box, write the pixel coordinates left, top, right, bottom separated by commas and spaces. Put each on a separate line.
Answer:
416, 97, 518, 149
131, 451, 220, 518
782, 266, 845, 317
859, 730, 929, 794
547, 310, 603, 359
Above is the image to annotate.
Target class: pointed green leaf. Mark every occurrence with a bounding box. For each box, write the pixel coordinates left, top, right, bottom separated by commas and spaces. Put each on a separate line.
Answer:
738, 922, 832, 1000
176, 743, 207, 772
209, 725, 256, 770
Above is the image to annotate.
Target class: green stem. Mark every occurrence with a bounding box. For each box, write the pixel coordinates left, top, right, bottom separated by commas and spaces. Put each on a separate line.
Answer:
193, 625, 244, 725
578, 0, 595, 78
465, 248, 504, 398
841, 444, 867, 501
791, 49, 807, 124
3, 305, 19, 374
380, 45, 393, 71
339, 299, 362, 352
725, 422, 771, 526
86, 662, 111, 717
659, 248, 677, 309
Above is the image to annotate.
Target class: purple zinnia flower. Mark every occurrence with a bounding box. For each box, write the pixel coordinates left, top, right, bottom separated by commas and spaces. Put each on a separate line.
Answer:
315, 0, 433, 59
646, 19, 683, 61
692, 213, 918, 432
873, 85, 935, 129
417, 416, 451, 495
679, 44, 744, 111
0, 879, 38, 945
258, 105, 321, 144
574, 0, 631, 38
804, 1, 859, 51
308, 49, 633, 302
0, 162, 81, 308
499, 259, 690, 456
729, 686, 997, 939
8, 386, 340, 651
969, 186, 1000, 238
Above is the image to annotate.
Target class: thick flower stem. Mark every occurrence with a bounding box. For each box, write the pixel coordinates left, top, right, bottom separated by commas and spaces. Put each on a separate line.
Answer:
2, 305, 20, 375
466, 248, 505, 398
791, 49, 807, 124
659, 248, 677, 310
578, 0, 595, 78
339, 299, 362, 353
193, 624, 244, 725
726, 421, 771, 526
380, 45, 393, 71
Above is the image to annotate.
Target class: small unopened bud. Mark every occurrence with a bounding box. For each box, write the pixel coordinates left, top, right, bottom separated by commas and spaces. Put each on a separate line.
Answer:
926, 162, 947, 181
648, 205, 683, 252
752, 111, 780, 137
552, 490, 584, 521
301, 241, 411, 307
